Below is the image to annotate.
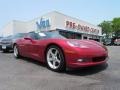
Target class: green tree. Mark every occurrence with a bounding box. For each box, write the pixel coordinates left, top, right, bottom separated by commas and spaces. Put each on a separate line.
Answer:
112, 17, 120, 37
98, 21, 113, 38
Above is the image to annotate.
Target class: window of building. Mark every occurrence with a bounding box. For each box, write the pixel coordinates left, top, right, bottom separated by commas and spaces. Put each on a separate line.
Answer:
59, 30, 82, 39
75, 34, 82, 39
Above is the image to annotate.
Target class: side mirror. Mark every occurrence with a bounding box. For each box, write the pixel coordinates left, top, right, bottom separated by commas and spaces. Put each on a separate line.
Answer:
24, 37, 32, 41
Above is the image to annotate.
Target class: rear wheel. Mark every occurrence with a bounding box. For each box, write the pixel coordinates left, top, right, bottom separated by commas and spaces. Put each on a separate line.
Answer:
46, 45, 65, 72
14, 45, 20, 58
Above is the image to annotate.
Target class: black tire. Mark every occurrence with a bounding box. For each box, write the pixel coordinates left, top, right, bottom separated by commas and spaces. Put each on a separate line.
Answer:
46, 45, 65, 72
13, 45, 21, 58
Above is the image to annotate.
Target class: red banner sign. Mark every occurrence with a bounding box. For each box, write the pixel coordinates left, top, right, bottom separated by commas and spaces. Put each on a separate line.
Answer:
66, 21, 99, 34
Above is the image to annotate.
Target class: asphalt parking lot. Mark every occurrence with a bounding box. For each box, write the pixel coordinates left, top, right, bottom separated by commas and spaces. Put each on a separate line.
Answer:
0, 46, 120, 90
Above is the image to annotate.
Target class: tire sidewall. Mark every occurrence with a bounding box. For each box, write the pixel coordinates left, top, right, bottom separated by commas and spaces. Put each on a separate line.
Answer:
14, 45, 20, 58
46, 45, 65, 72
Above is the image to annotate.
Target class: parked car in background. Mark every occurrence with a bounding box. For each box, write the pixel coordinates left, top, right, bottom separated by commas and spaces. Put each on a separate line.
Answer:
114, 38, 120, 45
13, 31, 108, 72
103, 38, 112, 46
1, 33, 26, 52
0, 37, 4, 51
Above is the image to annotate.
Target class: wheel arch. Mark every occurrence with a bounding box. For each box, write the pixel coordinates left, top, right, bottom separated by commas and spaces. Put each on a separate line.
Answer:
13, 43, 17, 48
44, 43, 66, 63
44, 43, 66, 71
12, 43, 17, 48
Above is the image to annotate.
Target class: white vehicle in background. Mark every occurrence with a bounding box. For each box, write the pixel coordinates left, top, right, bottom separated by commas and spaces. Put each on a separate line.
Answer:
0, 37, 4, 51
114, 38, 120, 46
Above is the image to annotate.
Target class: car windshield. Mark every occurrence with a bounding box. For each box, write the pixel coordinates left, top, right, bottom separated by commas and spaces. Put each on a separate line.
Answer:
36, 31, 66, 39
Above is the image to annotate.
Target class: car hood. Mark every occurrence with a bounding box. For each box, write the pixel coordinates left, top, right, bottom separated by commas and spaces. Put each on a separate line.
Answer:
1, 39, 12, 41
68, 39, 104, 49
1, 38, 17, 44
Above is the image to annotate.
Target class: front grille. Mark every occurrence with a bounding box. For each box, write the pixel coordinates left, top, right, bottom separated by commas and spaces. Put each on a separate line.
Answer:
92, 56, 106, 62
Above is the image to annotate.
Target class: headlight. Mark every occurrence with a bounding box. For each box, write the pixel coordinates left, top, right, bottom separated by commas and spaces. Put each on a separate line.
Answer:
67, 41, 89, 48
67, 41, 80, 47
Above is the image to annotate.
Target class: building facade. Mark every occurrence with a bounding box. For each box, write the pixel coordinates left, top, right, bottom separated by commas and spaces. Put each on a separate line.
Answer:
0, 11, 102, 41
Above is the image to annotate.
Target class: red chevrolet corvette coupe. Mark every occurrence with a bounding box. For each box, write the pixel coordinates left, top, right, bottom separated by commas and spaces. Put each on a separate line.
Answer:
13, 31, 108, 71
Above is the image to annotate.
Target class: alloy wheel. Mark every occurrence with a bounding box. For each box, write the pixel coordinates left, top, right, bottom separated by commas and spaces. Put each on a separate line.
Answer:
47, 48, 61, 69
14, 45, 18, 58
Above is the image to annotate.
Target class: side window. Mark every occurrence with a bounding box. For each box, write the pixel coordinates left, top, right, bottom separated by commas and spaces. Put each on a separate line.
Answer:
34, 33, 41, 39
28, 33, 35, 39
28, 32, 40, 40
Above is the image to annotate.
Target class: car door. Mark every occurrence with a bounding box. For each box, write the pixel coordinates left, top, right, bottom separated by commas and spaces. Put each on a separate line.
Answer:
24, 32, 41, 60
17, 34, 32, 57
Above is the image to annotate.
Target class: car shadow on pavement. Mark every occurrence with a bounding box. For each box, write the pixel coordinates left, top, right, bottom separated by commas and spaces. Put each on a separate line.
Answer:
65, 63, 108, 76
1, 50, 13, 54
16, 56, 108, 76
18, 57, 46, 67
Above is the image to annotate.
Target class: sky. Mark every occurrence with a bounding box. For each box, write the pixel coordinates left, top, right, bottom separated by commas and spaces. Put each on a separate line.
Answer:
0, 0, 120, 30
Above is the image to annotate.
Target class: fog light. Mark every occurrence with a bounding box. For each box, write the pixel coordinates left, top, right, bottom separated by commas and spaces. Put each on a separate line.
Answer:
77, 59, 83, 62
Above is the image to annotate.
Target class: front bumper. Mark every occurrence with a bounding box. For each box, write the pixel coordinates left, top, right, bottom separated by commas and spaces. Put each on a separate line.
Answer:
67, 57, 108, 68
64, 47, 108, 68
1, 44, 13, 51
0, 45, 2, 50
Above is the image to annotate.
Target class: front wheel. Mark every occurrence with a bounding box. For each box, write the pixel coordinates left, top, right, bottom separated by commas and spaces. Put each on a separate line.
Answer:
14, 45, 20, 58
46, 45, 65, 72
